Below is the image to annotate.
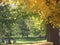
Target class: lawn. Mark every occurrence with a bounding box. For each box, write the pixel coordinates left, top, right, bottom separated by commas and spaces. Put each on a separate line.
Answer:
0, 37, 47, 45
15, 37, 47, 44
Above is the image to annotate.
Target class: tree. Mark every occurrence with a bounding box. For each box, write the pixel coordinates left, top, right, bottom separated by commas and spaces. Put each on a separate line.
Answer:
0, 2, 16, 44
26, 0, 60, 45
0, 0, 60, 45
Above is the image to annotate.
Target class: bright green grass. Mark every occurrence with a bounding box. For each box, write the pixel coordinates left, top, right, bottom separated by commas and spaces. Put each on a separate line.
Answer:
15, 38, 47, 43
16, 40, 47, 44
1, 37, 47, 44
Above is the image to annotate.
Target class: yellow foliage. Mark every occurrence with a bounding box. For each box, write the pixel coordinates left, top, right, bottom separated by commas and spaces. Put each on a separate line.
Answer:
1, 0, 60, 28
26, 0, 60, 28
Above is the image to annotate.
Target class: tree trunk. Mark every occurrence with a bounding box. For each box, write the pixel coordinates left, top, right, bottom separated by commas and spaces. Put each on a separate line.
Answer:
46, 23, 59, 45
8, 39, 11, 44
0, 0, 2, 3
27, 34, 29, 38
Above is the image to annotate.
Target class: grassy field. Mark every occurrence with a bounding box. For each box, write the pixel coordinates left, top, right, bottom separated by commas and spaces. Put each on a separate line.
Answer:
0, 37, 47, 45
16, 40, 46, 44
14, 37, 47, 43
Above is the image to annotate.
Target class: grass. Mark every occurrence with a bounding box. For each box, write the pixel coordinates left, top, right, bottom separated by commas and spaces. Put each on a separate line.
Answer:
16, 40, 46, 44
15, 37, 47, 43
0, 37, 47, 44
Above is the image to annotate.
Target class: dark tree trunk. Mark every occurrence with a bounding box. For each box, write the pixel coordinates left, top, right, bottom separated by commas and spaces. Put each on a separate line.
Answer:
0, 0, 2, 3
8, 39, 11, 44
46, 23, 59, 45
22, 34, 23, 38
27, 34, 29, 38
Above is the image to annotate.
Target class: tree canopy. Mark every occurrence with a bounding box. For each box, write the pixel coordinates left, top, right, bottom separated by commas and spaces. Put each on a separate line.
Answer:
0, 0, 60, 45
26, 0, 60, 28
1, 0, 59, 28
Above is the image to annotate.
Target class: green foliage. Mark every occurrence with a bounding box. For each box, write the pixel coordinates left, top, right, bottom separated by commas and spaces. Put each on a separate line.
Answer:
0, 2, 46, 44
